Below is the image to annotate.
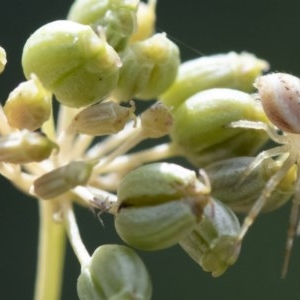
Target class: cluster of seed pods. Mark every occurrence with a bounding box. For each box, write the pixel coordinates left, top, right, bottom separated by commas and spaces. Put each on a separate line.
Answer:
1, 0, 300, 299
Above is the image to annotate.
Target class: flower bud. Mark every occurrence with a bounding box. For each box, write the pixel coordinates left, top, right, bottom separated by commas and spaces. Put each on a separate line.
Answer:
170, 88, 269, 165
0, 46, 7, 74
180, 199, 241, 277
68, 0, 139, 51
69, 101, 135, 136
112, 33, 180, 101
3, 74, 52, 130
0, 130, 57, 164
160, 52, 269, 109
77, 244, 152, 300
115, 162, 210, 250
140, 102, 173, 138
22, 20, 121, 108
33, 161, 93, 199
205, 156, 295, 213
129, 0, 157, 43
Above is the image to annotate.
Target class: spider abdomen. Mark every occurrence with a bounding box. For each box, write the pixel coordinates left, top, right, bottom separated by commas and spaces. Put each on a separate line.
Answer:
255, 72, 300, 134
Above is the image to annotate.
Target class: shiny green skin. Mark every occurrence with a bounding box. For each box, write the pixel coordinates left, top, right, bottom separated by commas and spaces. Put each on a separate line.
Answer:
22, 20, 120, 108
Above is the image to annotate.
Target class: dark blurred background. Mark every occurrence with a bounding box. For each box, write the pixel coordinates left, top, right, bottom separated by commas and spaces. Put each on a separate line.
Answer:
1, 0, 300, 299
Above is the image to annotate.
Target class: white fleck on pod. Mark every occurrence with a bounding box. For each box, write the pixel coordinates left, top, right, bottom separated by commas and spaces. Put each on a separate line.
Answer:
33, 161, 93, 199
0, 46, 7, 74
254, 72, 300, 133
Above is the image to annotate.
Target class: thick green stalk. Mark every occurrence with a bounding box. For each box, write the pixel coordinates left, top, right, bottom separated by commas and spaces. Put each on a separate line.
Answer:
34, 200, 66, 300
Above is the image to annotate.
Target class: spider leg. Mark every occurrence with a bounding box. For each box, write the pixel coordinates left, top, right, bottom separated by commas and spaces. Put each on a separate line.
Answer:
235, 145, 288, 187
229, 120, 287, 144
281, 168, 300, 278
238, 156, 295, 243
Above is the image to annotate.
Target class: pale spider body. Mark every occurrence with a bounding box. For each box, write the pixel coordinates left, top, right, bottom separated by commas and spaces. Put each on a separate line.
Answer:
230, 72, 300, 277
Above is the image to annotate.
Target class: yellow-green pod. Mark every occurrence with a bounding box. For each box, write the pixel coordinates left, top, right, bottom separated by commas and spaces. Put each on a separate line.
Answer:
4, 74, 52, 131
112, 33, 180, 101
0, 130, 57, 164
170, 88, 269, 164
0, 46, 7, 74
68, 0, 139, 51
22, 20, 121, 108
160, 52, 269, 109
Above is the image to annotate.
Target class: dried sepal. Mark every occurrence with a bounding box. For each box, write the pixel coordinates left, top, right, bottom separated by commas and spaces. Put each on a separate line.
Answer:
0, 130, 57, 164
4, 74, 52, 131
33, 161, 93, 199
180, 199, 241, 277
69, 100, 135, 136
140, 102, 173, 138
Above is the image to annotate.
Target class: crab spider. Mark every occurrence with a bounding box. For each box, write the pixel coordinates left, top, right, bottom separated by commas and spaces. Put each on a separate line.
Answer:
230, 72, 300, 277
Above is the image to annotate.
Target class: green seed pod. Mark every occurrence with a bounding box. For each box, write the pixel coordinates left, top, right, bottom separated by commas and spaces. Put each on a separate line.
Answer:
117, 162, 209, 207
4, 74, 52, 131
33, 161, 93, 199
115, 199, 203, 251
115, 162, 210, 250
0, 130, 57, 164
68, 0, 139, 51
77, 245, 152, 300
185, 130, 268, 167
170, 88, 269, 165
160, 52, 269, 109
205, 157, 295, 213
129, 0, 157, 43
69, 100, 135, 136
0, 46, 7, 74
22, 20, 121, 108
180, 198, 241, 277
112, 33, 180, 101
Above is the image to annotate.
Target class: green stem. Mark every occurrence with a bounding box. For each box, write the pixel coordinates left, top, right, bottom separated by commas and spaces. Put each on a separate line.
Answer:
34, 200, 66, 300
